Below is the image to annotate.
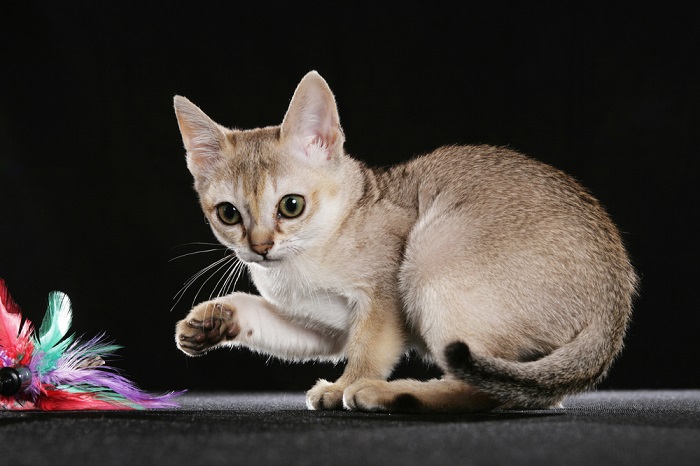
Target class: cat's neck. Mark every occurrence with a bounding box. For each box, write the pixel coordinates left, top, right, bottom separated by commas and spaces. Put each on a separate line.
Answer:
360, 161, 422, 213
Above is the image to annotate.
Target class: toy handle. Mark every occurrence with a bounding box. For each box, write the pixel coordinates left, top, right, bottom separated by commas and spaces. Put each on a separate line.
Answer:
0, 366, 32, 396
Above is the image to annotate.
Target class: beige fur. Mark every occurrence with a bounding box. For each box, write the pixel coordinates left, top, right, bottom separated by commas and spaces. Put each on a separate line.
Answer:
173, 71, 638, 412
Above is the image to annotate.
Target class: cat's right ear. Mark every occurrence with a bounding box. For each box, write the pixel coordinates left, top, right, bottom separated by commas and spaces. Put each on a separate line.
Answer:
173, 96, 227, 177
280, 71, 345, 165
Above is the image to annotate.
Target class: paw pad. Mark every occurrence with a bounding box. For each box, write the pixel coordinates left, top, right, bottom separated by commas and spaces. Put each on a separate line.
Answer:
176, 303, 239, 355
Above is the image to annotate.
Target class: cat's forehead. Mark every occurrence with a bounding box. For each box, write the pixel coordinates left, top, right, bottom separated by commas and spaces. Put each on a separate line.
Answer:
229, 125, 281, 146
222, 126, 286, 184
204, 125, 308, 203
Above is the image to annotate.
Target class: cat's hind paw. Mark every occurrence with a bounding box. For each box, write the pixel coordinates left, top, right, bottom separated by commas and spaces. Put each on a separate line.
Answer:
343, 380, 421, 413
176, 301, 240, 356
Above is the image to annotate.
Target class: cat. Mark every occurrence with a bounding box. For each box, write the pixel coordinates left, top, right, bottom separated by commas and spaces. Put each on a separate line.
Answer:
173, 71, 638, 412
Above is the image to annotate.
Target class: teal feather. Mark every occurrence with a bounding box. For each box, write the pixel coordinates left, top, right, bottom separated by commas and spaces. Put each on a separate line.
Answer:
33, 291, 75, 373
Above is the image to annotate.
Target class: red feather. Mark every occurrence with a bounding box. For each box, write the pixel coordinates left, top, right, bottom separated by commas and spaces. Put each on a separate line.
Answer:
36, 386, 132, 411
0, 278, 22, 316
0, 278, 34, 363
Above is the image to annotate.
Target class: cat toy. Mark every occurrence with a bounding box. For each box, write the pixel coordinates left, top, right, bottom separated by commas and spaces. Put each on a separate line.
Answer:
0, 278, 182, 410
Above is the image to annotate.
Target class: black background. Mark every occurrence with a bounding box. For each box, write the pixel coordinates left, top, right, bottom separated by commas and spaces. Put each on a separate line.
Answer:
1, 4, 697, 394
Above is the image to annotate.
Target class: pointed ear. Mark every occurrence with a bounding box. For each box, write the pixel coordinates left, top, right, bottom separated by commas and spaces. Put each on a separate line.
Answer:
281, 71, 344, 163
173, 95, 228, 177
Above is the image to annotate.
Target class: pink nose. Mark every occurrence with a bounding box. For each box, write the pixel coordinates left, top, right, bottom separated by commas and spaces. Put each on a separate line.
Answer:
251, 242, 273, 256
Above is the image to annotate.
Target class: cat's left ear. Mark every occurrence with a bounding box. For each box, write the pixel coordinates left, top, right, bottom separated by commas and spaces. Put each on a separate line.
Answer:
173, 95, 228, 178
281, 71, 345, 164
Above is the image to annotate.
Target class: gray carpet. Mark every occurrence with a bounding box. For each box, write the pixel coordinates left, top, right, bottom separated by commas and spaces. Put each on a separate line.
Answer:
2, 390, 699, 465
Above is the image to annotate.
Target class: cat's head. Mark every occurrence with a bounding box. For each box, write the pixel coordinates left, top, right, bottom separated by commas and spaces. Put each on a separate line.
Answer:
174, 71, 350, 267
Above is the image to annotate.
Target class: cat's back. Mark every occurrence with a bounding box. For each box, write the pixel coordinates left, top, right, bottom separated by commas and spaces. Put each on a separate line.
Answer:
400, 145, 618, 240
395, 144, 636, 301
406, 145, 589, 208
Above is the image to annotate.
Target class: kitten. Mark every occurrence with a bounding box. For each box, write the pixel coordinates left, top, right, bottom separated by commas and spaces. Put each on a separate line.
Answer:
173, 71, 637, 412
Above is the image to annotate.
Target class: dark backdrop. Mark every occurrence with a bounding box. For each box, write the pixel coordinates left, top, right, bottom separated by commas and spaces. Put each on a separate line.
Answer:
1, 4, 697, 394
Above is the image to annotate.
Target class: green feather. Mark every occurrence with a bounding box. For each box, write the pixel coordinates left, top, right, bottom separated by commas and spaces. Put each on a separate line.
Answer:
33, 291, 75, 373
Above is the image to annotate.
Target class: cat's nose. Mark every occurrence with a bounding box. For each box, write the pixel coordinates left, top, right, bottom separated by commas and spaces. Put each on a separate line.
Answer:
251, 241, 274, 256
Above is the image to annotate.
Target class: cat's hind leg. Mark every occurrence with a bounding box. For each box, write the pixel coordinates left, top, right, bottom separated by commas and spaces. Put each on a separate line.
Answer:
343, 377, 497, 413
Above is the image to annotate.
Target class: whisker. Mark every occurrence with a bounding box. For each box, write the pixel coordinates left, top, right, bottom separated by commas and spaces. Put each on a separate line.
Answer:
223, 260, 245, 296
173, 241, 225, 248
174, 253, 231, 300
221, 251, 248, 297
230, 261, 248, 292
190, 253, 237, 308
170, 252, 235, 313
208, 256, 240, 302
169, 247, 228, 262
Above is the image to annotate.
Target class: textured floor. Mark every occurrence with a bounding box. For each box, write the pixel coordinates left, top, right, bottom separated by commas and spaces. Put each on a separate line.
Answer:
2, 390, 699, 465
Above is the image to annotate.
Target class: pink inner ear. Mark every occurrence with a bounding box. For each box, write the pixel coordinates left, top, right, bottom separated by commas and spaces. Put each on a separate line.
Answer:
301, 107, 340, 160
292, 118, 335, 162
282, 73, 343, 164
302, 135, 337, 163
289, 135, 330, 163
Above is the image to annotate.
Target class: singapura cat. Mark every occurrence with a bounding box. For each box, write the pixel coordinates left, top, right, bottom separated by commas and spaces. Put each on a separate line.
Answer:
173, 71, 637, 412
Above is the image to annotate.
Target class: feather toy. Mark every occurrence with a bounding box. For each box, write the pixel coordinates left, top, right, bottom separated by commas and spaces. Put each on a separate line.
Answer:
0, 278, 182, 410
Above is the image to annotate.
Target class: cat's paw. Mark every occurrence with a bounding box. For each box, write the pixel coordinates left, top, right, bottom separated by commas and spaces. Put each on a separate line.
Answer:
176, 301, 240, 356
306, 379, 346, 410
343, 380, 420, 413
344, 380, 391, 412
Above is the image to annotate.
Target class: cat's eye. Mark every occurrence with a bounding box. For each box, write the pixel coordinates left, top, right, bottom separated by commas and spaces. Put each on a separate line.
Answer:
278, 195, 305, 219
216, 202, 241, 225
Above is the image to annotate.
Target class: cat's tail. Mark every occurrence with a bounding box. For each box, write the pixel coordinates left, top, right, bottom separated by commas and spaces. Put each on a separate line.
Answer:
444, 321, 624, 408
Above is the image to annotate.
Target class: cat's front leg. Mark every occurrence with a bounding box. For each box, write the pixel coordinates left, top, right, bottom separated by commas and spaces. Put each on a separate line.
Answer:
177, 292, 345, 359
306, 292, 406, 410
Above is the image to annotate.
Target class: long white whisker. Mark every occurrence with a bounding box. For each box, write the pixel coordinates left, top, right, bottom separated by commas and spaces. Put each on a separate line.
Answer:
169, 247, 227, 262
191, 254, 237, 308
223, 259, 244, 295
171, 252, 233, 312
230, 261, 248, 292
174, 241, 225, 248
174, 254, 231, 300
208, 255, 239, 302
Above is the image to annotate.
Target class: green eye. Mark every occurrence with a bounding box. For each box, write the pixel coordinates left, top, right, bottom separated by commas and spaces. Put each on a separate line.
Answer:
278, 195, 305, 219
216, 202, 241, 225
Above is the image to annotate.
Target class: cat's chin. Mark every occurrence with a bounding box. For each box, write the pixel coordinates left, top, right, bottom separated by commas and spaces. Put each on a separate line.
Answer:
238, 249, 294, 267
245, 257, 282, 268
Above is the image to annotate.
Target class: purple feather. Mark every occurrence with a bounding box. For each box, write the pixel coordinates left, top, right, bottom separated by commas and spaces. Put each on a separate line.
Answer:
44, 333, 183, 409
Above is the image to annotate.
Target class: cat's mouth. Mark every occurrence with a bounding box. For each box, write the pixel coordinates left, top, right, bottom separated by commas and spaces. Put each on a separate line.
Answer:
245, 255, 282, 267
236, 246, 289, 266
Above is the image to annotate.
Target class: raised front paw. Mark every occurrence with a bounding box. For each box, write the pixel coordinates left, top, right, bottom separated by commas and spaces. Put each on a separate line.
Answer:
306, 379, 346, 410
176, 301, 240, 356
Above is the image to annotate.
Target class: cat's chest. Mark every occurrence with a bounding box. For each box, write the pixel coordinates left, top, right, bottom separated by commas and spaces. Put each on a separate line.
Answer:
250, 264, 354, 331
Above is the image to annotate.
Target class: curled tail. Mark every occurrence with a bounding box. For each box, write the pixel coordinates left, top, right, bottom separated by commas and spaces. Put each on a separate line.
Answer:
444, 323, 624, 409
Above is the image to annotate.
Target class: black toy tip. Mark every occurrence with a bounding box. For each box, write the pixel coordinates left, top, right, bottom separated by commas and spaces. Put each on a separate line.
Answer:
0, 366, 31, 396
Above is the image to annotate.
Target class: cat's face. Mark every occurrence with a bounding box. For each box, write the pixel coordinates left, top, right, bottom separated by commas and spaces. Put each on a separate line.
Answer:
195, 128, 346, 267
174, 72, 347, 268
